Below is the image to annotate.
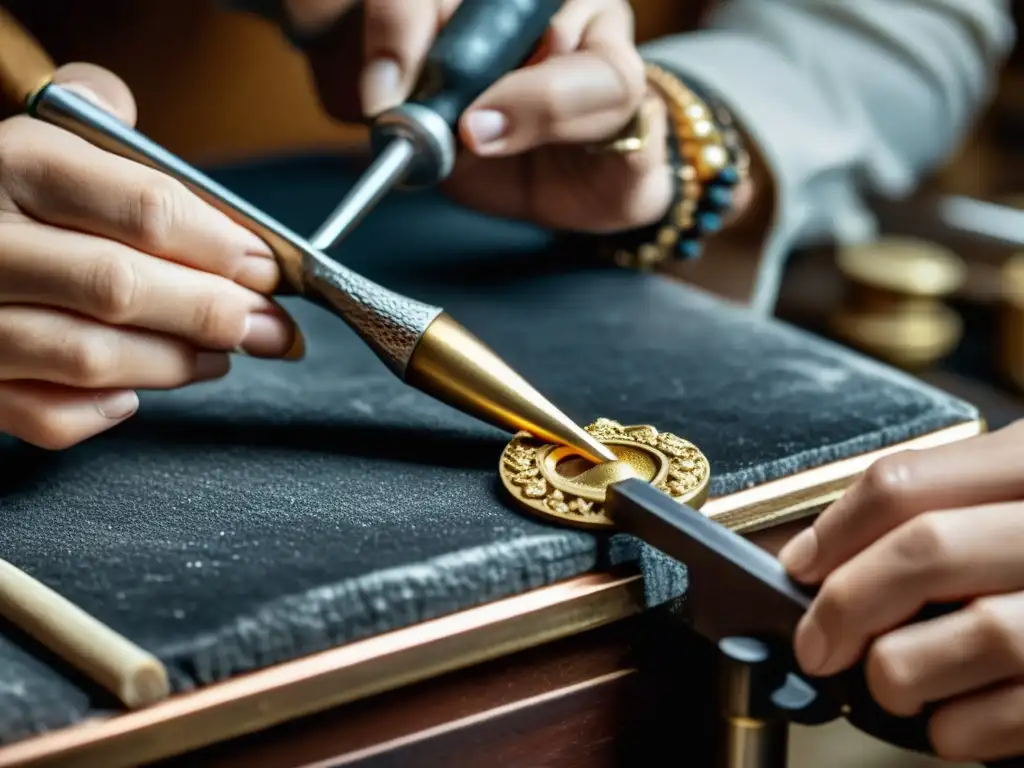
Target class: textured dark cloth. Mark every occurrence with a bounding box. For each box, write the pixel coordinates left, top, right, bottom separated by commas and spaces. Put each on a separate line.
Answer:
0, 156, 975, 744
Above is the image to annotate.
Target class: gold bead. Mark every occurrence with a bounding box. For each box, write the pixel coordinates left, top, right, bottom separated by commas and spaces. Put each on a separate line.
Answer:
657, 227, 679, 247
684, 103, 709, 122
638, 244, 663, 267
673, 203, 693, 227
686, 120, 715, 140
683, 180, 702, 200
696, 144, 729, 179
677, 164, 697, 182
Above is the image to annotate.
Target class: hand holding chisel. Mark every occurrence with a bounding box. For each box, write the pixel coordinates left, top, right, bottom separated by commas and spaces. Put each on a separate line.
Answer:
0, 3, 615, 463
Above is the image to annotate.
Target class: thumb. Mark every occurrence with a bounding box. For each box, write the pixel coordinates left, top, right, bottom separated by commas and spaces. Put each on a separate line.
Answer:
51, 62, 137, 127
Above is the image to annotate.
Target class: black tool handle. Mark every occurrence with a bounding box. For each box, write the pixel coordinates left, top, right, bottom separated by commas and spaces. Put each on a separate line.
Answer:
605, 479, 1021, 762
409, 0, 563, 130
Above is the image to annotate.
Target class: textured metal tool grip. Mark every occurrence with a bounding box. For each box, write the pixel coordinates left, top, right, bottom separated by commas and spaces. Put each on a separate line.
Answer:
31, 84, 443, 377
410, 0, 564, 129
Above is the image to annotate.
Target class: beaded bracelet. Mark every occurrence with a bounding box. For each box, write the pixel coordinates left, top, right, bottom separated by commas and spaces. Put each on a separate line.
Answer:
605, 63, 750, 270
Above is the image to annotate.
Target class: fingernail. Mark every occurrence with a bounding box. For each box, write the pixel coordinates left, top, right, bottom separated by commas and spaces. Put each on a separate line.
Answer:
195, 352, 231, 381
235, 228, 273, 259
235, 255, 280, 292
779, 529, 818, 579
463, 110, 509, 151
795, 616, 829, 675
283, 325, 306, 361
361, 58, 402, 117
241, 313, 295, 358
60, 83, 117, 115
95, 390, 139, 420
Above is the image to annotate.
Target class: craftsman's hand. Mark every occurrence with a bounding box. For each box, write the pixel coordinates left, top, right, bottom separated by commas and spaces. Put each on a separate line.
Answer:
778, 421, 1024, 763
0, 64, 299, 450
297, 0, 679, 233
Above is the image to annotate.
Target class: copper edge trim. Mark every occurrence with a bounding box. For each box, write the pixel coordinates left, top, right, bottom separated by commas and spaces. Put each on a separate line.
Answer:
0, 418, 981, 767
702, 418, 984, 533
0, 573, 645, 768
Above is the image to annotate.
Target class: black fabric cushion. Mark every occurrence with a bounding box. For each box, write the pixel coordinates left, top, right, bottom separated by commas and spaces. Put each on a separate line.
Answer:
0, 156, 976, 744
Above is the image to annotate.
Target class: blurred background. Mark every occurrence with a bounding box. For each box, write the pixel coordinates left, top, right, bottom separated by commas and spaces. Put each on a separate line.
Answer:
5, 2, 1022, 764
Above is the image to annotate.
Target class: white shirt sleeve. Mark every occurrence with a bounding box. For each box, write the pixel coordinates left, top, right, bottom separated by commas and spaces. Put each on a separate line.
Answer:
640, 0, 1015, 312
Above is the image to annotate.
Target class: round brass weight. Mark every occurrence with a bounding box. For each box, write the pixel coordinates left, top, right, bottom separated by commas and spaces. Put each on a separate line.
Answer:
499, 418, 711, 528
829, 238, 966, 370
1001, 255, 1024, 392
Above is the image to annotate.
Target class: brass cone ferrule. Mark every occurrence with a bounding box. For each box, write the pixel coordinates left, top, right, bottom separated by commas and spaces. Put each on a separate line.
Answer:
406, 313, 617, 465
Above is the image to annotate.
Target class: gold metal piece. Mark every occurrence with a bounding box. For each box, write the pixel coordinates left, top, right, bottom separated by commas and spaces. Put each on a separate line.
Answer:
499, 418, 710, 528
836, 238, 966, 298
657, 226, 679, 248
1000, 254, 1024, 391
696, 144, 730, 178
585, 96, 654, 154
0, 7, 56, 107
406, 313, 617, 465
0, 421, 981, 768
832, 238, 967, 370
830, 306, 962, 370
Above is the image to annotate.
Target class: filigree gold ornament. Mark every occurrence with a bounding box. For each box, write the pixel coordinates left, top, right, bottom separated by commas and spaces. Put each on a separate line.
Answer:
499, 418, 711, 528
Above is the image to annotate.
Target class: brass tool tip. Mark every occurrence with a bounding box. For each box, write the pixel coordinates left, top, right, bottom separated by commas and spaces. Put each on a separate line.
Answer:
407, 313, 617, 464
0, 7, 56, 107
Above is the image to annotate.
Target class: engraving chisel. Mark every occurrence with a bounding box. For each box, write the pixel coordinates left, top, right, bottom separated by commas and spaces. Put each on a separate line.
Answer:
310, 0, 562, 250
0, 6, 616, 465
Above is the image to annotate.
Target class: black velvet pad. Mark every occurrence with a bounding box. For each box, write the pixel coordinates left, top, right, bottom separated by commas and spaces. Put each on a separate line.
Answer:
0, 156, 976, 744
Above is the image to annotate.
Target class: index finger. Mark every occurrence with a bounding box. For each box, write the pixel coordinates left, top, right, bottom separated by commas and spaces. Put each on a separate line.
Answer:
0, 118, 280, 294
778, 421, 1024, 584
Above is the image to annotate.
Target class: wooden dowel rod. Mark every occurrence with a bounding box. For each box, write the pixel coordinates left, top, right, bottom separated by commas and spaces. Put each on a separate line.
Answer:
0, 558, 169, 708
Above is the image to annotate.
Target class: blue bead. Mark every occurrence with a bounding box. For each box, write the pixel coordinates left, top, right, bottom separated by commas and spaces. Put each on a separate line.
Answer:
677, 239, 703, 260
698, 212, 722, 233
717, 167, 739, 185
707, 186, 733, 210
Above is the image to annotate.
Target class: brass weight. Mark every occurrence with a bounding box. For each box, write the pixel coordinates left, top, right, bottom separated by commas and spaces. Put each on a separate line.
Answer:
829, 238, 967, 370
1000, 255, 1024, 392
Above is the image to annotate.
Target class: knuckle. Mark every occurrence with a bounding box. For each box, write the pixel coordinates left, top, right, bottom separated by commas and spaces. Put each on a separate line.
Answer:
85, 257, 143, 323
61, 337, 118, 388
861, 454, 914, 509
970, 598, 1024, 664
892, 513, 952, 574
865, 638, 919, 714
817, 571, 855, 621
127, 177, 184, 253
188, 290, 247, 349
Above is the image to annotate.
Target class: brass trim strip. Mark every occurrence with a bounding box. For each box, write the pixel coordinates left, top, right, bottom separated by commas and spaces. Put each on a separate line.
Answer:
0, 418, 982, 767
703, 419, 983, 533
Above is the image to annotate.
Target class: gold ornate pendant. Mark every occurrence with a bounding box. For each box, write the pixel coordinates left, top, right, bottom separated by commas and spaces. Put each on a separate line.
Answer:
499, 418, 711, 529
